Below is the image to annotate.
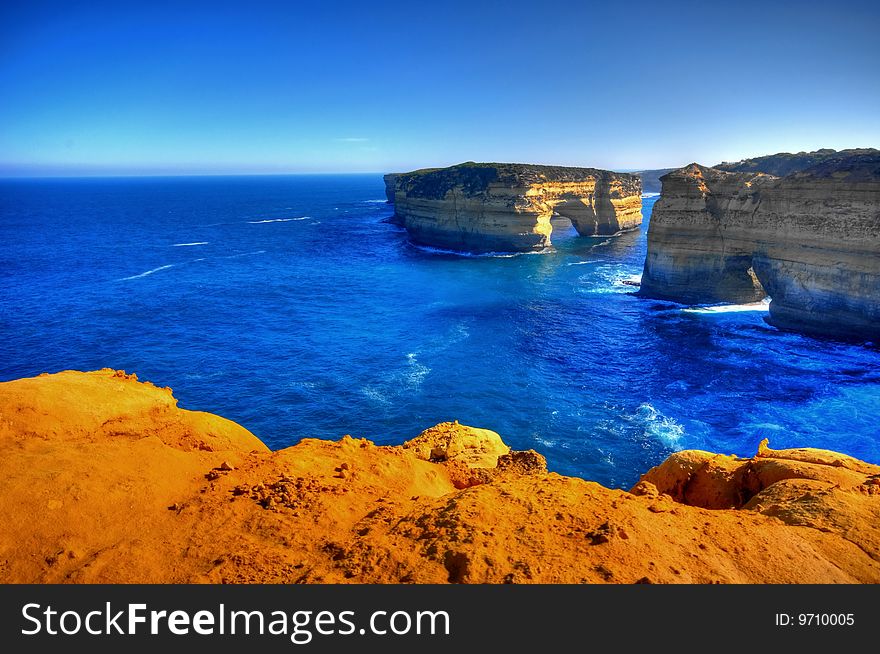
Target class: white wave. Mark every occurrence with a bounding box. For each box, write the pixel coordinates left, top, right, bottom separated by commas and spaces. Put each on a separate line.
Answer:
589, 237, 614, 248
172, 242, 208, 247
585, 225, 640, 241
403, 352, 430, 389
362, 199, 388, 204
248, 217, 307, 224
416, 321, 472, 359
566, 259, 604, 266
615, 273, 642, 286
534, 436, 559, 448
641, 192, 660, 198
451, 321, 470, 344
635, 403, 684, 449
360, 386, 391, 405
118, 264, 174, 281
409, 242, 552, 258
359, 352, 433, 407
683, 299, 770, 314
575, 265, 643, 294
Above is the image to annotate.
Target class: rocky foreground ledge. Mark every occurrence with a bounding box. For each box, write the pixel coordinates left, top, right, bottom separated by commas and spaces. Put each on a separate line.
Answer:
385, 162, 642, 253
1, 369, 878, 583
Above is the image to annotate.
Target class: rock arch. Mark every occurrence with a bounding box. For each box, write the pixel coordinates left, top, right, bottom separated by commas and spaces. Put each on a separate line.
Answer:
385, 163, 642, 253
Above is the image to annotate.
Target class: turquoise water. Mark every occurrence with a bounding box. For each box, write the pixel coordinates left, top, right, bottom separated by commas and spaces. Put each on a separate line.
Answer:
1, 175, 878, 487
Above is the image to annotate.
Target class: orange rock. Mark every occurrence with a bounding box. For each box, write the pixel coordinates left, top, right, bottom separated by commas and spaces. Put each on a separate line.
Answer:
402, 421, 510, 468
639, 442, 880, 509
0, 370, 878, 584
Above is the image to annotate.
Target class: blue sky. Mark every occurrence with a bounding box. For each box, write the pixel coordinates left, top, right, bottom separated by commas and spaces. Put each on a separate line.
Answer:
1, 0, 878, 176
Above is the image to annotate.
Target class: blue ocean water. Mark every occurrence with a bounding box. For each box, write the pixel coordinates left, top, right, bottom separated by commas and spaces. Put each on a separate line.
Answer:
1, 175, 879, 488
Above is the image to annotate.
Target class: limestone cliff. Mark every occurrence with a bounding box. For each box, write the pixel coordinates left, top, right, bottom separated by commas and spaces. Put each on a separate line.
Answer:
386, 162, 642, 253
640, 151, 880, 340
1, 369, 879, 584
383, 173, 400, 203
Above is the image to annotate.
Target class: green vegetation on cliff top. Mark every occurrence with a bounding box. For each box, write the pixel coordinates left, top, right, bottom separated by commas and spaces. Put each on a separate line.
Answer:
715, 148, 879, 177
393, 162, 640, 199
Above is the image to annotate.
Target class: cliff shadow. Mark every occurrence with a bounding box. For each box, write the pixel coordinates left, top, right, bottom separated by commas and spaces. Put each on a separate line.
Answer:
551, 197, 622, 237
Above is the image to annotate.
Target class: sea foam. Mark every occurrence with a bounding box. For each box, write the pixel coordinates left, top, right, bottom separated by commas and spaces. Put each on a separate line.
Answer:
409, 243, 552, 258
683, 299, 770, 315
566, 259, 604, 266
635, 403, 685, 449
118, 264, 175, 281
248, 217, 308, 224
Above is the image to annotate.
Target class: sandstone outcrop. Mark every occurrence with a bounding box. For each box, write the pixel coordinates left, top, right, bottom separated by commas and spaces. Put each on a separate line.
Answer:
402, 421, 510, 468
1, 369, 878, 583
385, 162, 642, 253
639, 150, 880, 340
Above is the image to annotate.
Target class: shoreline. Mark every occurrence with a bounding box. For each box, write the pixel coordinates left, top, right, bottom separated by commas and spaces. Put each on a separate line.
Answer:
1, 368, 878, 584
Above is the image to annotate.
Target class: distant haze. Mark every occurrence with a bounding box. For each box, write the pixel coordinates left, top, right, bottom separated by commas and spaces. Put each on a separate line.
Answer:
1, 0, 878, 176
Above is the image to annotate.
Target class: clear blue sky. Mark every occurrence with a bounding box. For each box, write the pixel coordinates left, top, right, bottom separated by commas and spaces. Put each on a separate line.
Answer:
1, 0, 878, 176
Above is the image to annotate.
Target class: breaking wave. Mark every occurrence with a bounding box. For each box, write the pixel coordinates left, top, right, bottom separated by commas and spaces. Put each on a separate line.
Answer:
408, 243, 552, 258
634, 403, 685, 449
248, 217, 308, 224
683, 299, 771, 314
118, 264, 175, 281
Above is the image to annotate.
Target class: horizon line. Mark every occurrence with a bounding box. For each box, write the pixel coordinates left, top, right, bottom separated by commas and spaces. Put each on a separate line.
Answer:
0, 164, 690, 181
0, 170, 394, 181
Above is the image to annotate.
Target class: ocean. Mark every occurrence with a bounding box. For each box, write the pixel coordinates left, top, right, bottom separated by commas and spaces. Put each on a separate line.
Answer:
1, 174, 878, 488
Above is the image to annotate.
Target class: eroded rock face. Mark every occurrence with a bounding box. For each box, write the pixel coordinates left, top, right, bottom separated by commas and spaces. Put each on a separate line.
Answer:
383, 173, 400, 204
640, 150, 880, 340
386, 162, 642, 253
637, 439, 880, 510
1, 370, 878, 584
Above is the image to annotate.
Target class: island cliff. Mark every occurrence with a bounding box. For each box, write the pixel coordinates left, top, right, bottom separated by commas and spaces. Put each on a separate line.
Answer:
640, 149, 880, 340
385, 162, 642, 253
383, 173, 401, 203
1, 369, 878, 584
